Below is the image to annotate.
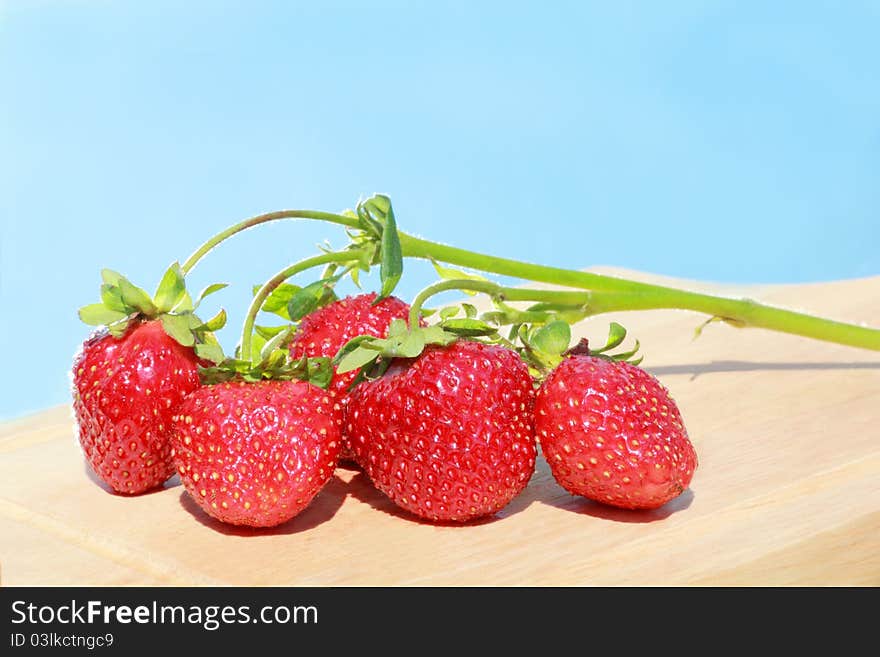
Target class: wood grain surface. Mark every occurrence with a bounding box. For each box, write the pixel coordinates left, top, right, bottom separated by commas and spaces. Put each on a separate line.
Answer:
2, 270, 878, 586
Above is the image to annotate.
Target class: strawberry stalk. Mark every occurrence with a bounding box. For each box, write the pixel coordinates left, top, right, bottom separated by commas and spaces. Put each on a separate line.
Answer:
180, 210, 361, 275
176, 198, 880, 352
408, 279, 590, 328
240, 251, 362, 360
397, 233, 880, 352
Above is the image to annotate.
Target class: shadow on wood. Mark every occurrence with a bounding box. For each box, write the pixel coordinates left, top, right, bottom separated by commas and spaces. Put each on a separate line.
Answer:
177, 472, 349, 536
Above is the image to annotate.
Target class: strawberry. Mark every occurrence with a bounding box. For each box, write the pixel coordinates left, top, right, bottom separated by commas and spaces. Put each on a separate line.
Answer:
170, 379, 342, 527
289, 292, 415, 395
345, 339, 536, 522
288, 292, 417, 461
73, 320, 201, 494
72, 265, 226, 494
535, 354, 697, 510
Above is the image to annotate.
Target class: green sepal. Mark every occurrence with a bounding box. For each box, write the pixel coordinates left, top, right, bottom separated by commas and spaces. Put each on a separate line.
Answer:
193, 283, 228, 309
192, 308, 227, 333
194, 341, 225, 364
252, 283, 301, 320
593, 322, 628, 353
153, 263, 186, 313
335, 341, 386, 375
117, 277, 157, 316
259, 326, 294, 363
439, 318, 499, 338
255, 324, 293, 340
333, 322, 461, 376
100, 269, 124, 286
610, 339, 641, 363
82, 266, 228, 357
287, 276, 340, 321
288, 356, 334, 389
100, 284, 128, 313
198, 355, 334, 389
530, 320, 571, 357
160, 313, 196, 347
78, 304, 129, 327
107, 322, 130, 338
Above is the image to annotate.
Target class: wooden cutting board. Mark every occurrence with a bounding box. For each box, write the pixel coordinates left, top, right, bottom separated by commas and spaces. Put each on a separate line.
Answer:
2, 270, 878, 586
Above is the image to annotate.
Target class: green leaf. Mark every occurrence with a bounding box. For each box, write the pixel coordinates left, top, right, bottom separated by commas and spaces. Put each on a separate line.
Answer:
530, 320, 571, 356
356, 201, 383, 238
193, 308, 227, 333
287, 285, 321, 321
440, 318, 498, 337
160, 314, 195, 347
100, 284, 128, 313
100, 269, 124, 286
292, 356, 334, 389
250, 332, 267, 363
336, 345, 382, 374
421, 325, 458, 346
172, 290, 194, 313
260, 326, 294, 362
367, 194, 391, 216
192, 283, 227, 309
107, 322, 130, 338
595, 322, 628, 353
261, 348, 288, 371
610, 339, 641, 362
386, 318, 408, 337
286, 278, 339, 322
331, 335, 379, 365
194, 341, 225, 364
378, 204, 403, 300
431, 261, 488, 296
462, 303, 478, 318
78, 304, 128, 326
252, 283, 300, 320
255, 324, 292, 340
388, 330, 425, 358
153, 263, 186, 313
118, 277, 157, 316
439, 306, 460, 320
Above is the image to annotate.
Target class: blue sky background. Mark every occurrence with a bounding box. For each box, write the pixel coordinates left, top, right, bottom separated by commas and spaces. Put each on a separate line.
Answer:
1, 1, 878, 419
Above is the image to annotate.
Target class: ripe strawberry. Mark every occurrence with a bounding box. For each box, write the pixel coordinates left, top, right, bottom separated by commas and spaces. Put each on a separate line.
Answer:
72, 320, 201, 494
289, 292, 415, 394
73, 264, 227, 494
170, 379, 342, 527
346, 340, 536, 522
289, 292, 417, 461
535, 355, 697, 510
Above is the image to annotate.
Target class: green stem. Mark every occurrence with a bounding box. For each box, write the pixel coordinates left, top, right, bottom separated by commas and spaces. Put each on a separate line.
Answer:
175, 203, 879, 352
408, 279, 591, 328
240, 251, 358, 361
180, 210, 360, 275
397, 233, 880, 351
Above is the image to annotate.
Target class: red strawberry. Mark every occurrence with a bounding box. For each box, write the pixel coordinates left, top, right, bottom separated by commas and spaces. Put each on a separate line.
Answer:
72, 320, 201, 494
289, 292, 417, 461
170, 379, 342, 527
535, 355, 697, 510
346, 340, 536, 522
73, 264, 227, 494
289, 292, 415, 394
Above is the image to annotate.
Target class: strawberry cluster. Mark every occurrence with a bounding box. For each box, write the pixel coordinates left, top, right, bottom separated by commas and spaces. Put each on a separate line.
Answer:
71, 195, 698, 529
73, 292, 696, 528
